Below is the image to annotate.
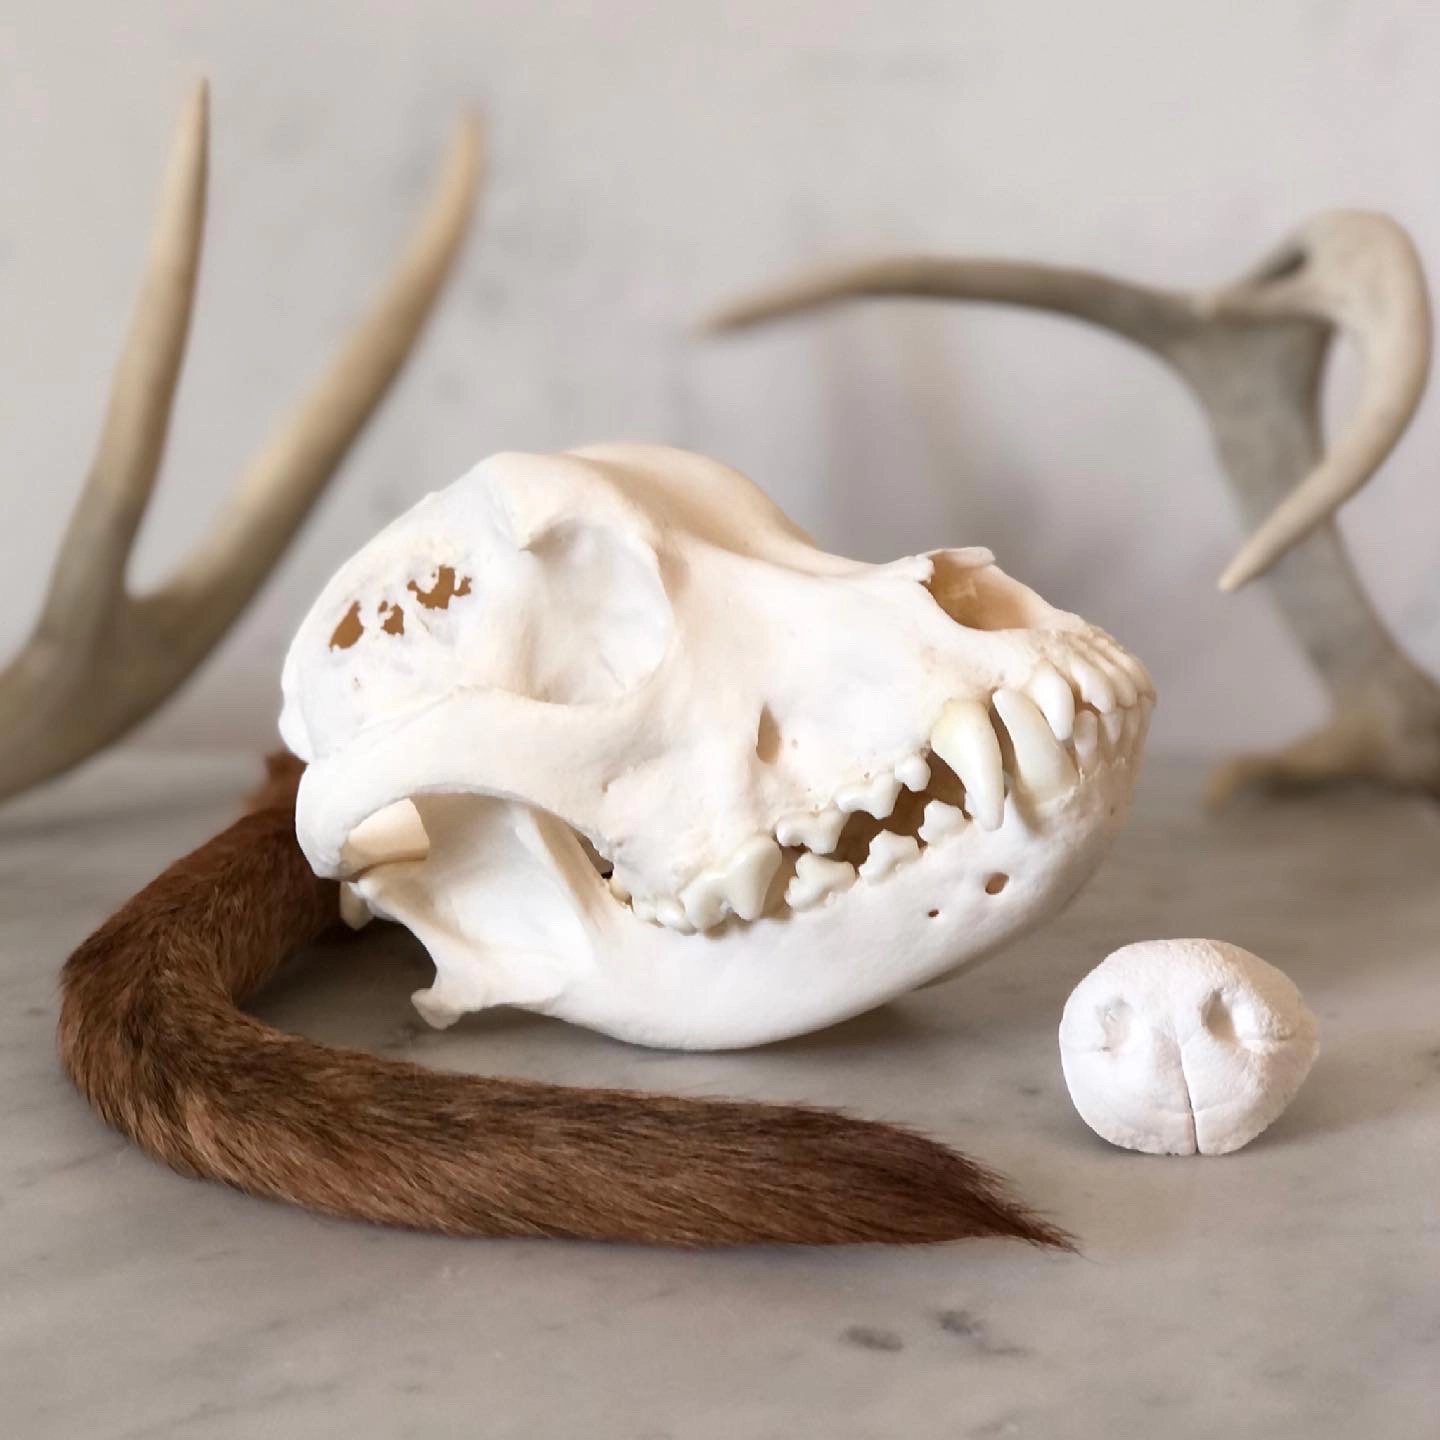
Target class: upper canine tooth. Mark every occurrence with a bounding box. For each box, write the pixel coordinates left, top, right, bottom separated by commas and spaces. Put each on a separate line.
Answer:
918, 799, 965, 844
775, 807, 845, 855
895, 753, 931, 792
785, 854, 857, 911
1071, 657, 1118, 714
1028, 662, 1076, 742
993, 688, 1078, 800
858, 832, 920, 882
721, 835, 783, 921
836, 773, 903, 820
931, 698, 1005, 831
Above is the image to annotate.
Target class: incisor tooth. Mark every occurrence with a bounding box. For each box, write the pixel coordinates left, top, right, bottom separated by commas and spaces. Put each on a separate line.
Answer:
931, 698, 1005, 830
679, 872, 729, 931
656, 898, 695, 934
785, 854, 857, 911
1071, 656, 1118, 715
722, 835, 783, 921
775, 807, 845, 854
859, 832, 920, 882
1102, 707, 1126, 750
1073, 709, 1100, 768
1028, 661, 1076, 742
339, 882, 373, 930
918, 799, 965, 844
631, 896, 658, 925
895, 754, 931, 792
993, 688, 1078, 799
836, 772, 903, 820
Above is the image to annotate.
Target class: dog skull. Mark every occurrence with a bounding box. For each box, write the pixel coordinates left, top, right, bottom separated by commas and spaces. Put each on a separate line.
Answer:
280, 445, 1153, 1049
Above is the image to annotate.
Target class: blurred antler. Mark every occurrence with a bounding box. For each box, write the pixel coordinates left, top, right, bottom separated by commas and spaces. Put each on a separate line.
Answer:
709, 212, 1440, 803
0, 81, 482, 803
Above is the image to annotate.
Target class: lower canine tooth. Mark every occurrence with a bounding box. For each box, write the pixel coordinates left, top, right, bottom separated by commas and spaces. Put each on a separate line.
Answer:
775, 807, 845, 855
722, 835, 783, 921
895, 754, 931, 792
836, 773, 903, 820
931, 698, 1006, 831
785, 854, 857, 910
918, 798, 965, 844
993, 688, 1078, 799
1029, 662, 1076, 742
859, 832, 920, 882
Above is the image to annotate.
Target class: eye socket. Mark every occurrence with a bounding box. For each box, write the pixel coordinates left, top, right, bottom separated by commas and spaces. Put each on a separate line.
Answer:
924, 552, 1054, 632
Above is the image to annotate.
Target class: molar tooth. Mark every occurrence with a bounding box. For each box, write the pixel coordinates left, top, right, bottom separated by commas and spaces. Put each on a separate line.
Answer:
895, 753, 931, 792
858, 832, 921, 882
1071, 656, 1118, 715
993, 688, 1078, 800
722, 835, 783, 922
655, 898, 695, 934
784, 854, 857, 911
1028, 661, 1076, 742
1073, 709, 1100, 769
836, 772, 903, 820
775, 807, 845, 855
918, 799, 965, 844
930, 698, 1005, 831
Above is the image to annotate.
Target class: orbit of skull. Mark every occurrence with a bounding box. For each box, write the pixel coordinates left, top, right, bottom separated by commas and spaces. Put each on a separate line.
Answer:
280, 445, 1153, 1051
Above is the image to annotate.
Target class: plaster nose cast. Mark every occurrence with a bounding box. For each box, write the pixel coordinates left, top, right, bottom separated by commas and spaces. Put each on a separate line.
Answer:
281, 444, 1153, 1051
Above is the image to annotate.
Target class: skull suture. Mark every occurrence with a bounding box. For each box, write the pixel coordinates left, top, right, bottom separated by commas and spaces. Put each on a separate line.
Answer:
280, 446, 1153, 1050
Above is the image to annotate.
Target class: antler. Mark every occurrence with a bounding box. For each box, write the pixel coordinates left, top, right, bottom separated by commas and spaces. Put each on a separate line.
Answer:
0, 82, 482, 803
709, 212, 1440, 803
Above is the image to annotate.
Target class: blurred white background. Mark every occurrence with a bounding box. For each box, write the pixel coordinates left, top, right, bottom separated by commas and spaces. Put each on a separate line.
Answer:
2, 0, 1437, 758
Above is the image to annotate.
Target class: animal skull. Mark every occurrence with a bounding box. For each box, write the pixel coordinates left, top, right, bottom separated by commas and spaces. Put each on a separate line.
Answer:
280, 445, 1153, 1050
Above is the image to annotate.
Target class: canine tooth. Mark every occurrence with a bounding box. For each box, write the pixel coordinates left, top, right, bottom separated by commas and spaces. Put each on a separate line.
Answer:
1102, 707, 1126, 750
836, 772, 903, 820
895, 753, 931, 792
775, 807, 845, 854
722, 835, 783, 921
656, 898, 695, 934
1071, 656, 1118, 714
1073, 708, 1100, 768
930, 698, 1005, 831
858, 832, 921, 882
785, 854, 857, 911
918, 799, 965, 844
1028, 661, 1076, 742
993, 688, 1078, 799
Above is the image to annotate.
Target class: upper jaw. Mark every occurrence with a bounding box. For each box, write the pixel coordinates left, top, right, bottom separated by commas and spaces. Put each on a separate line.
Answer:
608, 630, 1153, 936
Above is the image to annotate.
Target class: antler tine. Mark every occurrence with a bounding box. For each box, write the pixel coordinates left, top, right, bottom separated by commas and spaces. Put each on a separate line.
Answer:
150, 114, 483, 635
36, 80, 209, 643
0, 92, 481, 804
1211, 213, 1433, 591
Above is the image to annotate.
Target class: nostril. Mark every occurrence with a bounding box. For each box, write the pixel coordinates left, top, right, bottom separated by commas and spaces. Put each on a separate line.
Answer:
1201, 990, 1236, 1042
754, 706, 782, 765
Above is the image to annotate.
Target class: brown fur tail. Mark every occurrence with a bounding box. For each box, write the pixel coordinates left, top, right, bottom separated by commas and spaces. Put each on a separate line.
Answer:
58, 755, 1069, 1248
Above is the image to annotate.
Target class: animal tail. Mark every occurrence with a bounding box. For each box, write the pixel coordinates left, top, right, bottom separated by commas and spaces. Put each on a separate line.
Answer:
58, 755, 1070, 1248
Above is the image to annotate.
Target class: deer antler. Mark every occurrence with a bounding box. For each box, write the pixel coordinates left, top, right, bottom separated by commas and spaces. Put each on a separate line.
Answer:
0, 81, 482, 803
708, 212, 1440, 804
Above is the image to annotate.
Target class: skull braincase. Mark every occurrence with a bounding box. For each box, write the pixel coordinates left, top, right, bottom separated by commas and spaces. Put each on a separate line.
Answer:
281, 445, 1153, 1051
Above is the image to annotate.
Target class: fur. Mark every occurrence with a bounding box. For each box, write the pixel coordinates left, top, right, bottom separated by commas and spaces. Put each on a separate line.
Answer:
57, 754, 1070, 1248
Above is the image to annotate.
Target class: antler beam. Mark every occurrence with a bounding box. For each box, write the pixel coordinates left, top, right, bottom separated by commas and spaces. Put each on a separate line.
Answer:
709, 213, 1440, 803
0, 82, 482, 803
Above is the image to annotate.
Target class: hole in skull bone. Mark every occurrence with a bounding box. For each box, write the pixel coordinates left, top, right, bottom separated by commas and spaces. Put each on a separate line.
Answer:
755, 706, 783, 765
329, 601, 365, 650
408, 566, 473, 610
984, 873, 1009, 896
924, 552, 1054, 631
379, 600, 405, 636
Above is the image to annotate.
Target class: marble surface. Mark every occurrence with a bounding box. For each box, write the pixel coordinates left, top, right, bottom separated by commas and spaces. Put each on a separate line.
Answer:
1, 752, 1437, 1438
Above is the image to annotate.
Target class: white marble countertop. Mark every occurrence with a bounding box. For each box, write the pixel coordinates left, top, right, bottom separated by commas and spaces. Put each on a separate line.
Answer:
2, 752, 1437, 1438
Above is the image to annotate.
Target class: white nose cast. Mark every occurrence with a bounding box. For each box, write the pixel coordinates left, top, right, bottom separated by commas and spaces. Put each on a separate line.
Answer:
1059, 938, 1318, 1156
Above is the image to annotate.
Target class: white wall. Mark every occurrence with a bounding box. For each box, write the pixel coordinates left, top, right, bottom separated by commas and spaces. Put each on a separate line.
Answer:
3, 0, 1437, 758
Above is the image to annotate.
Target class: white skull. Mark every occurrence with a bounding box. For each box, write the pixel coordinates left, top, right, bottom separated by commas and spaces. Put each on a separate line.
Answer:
280, 445, 1153, 1050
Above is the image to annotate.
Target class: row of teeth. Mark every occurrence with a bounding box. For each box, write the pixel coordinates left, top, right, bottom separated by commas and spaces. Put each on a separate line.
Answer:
614, 645, 1152, 935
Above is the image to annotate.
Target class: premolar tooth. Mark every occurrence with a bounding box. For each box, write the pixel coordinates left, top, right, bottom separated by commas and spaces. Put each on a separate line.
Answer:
895, 753, 931, 792
931, 698, 1005, 830
1071, 656, 1118, 714
722, 835, 783, 921
836, 772, 903, 820
1028, 661, 1076, 742
785, 854, 857, 911
775, 807, 845, 855
993, 688, 1078, 800
918, 799, 965, 844
858, 832, 920, 882
1073, 709, 1100, 769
